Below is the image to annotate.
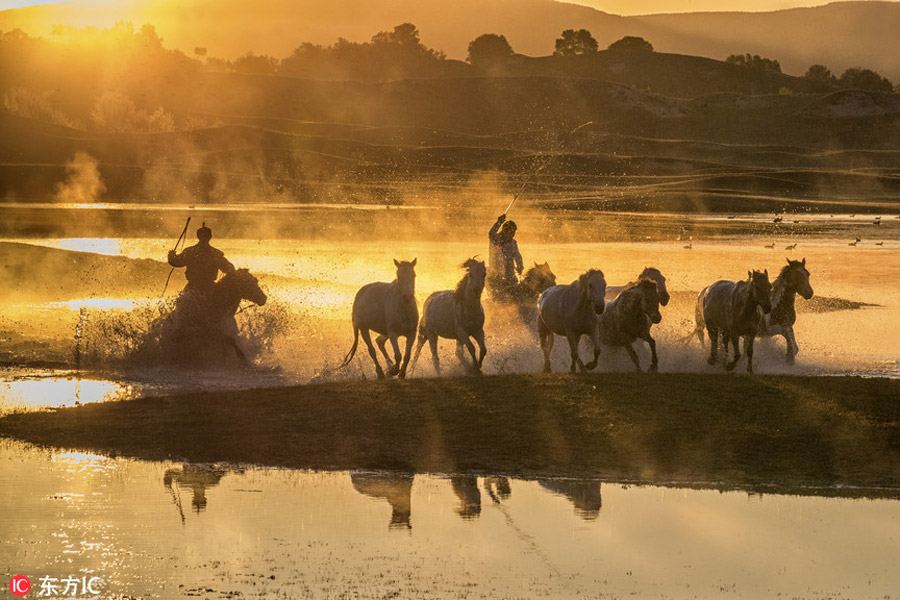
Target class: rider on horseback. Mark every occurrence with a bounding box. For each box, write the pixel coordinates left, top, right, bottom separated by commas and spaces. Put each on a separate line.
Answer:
167, 222, 235, 299
488, 214, 523, 299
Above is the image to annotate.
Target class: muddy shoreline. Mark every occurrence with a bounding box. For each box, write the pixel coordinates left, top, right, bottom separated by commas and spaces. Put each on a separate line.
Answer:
2, 373, 899, 493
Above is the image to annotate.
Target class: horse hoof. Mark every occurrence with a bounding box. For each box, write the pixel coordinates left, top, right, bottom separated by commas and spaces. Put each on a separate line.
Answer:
389, 365, 400, 376
376, 370, 386, 379
543, 365, 552, 374
786, 355, 795, 366
648, 364, 658, 373
585, 361, 598, 371
398, 371, 407, 379
707, 357, 717, 366
725, 362, 737, 372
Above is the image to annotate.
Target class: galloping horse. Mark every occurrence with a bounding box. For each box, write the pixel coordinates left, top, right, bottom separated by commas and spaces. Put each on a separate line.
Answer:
538, 269, 607, 373
606, 267, 670, 306
411, 258, 487, 375
758, 258, 813, 364
148, 268, 267, 366
600, 278, 663, 372
501, 261, 557, 325
696, 270, 773, 373
339, 259, 418, 379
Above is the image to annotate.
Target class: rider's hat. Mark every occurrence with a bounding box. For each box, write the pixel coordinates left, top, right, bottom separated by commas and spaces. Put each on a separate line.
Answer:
197, 222, 212, 240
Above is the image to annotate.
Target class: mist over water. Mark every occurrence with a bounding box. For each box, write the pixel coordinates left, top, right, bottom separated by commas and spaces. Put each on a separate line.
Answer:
1, 204, 898, 412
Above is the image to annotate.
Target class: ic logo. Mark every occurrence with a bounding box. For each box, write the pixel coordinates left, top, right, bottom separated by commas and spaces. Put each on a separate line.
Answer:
9, 575, 30, 597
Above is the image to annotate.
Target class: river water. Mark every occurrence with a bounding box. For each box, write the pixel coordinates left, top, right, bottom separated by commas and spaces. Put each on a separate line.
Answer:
2, 204, 900, 598
3, 438, 900, 600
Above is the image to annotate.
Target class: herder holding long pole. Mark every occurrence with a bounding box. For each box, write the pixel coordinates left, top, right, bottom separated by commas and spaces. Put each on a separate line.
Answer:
486, 121, 592, 299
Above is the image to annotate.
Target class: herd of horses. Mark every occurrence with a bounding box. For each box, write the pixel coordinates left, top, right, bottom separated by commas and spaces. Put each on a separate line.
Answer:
330, 256, 813, 378
151, 253, 812, 376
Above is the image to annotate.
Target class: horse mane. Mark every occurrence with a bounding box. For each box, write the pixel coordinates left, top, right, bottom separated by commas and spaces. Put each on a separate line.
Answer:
454, 271, 470, 302
778, 260, 804, 280
578, 269, 604, 297
455, 258, 484, 302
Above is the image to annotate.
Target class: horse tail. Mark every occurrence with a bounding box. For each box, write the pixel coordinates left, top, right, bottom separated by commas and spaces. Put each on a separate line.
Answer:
337, 326, 361, 369
678, 291, 707, 345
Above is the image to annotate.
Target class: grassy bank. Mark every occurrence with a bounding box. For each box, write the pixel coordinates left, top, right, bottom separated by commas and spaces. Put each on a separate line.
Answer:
2, 374, 899, 492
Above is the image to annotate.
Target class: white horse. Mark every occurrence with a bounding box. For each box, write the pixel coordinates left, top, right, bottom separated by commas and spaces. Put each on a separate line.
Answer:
600, 278, 663, 372
537, 269, 607, 373
695, 270, 773, 373
758, 258, 813, 364
411, 258, 487, 375
605, 267, 670, 306
339, 258, 418, 379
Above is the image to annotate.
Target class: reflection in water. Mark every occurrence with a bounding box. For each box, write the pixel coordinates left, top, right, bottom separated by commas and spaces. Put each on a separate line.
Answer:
450, 475, 481, 519
4, 440, 900, 598
539, 478, 603, 520
0, 373, 135, 415
163, 464, 230, 515
350, 472, 414, 530
484, 476, 512, 504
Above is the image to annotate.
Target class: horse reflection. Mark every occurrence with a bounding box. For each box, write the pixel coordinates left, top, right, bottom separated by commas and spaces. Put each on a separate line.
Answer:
451, 476, 481, 519
539, 479, 603, 520
483, 476, 511, 504
351, 472, 414, 530
163, 464, 229, 515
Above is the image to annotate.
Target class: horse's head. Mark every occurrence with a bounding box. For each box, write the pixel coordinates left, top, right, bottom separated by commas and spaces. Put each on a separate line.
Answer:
461, 257, 486, 294
784, 257, 813, 300
217, 268, 267, 307
394, 258, 417, 302
638, 278, 662, 324
524, 261, 556, 293
579, 269, 607, 314
749, 269, 772, 314
640, 266, 670, 306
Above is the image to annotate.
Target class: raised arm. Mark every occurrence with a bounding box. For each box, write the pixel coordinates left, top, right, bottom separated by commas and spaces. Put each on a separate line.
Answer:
489, 214, 505, 243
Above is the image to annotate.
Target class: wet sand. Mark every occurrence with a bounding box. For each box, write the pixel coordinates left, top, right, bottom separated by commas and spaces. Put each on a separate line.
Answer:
2, 373, 899, 494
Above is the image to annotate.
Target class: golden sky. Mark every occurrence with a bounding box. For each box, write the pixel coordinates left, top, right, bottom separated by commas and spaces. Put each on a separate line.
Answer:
0, 0, 888, 15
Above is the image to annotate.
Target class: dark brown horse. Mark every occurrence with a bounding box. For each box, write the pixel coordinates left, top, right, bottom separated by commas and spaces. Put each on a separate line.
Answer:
600, 278, 663, 372
696, 270, 773, 373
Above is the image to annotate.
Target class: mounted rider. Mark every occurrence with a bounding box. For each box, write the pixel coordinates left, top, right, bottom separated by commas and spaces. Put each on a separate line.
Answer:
488, 213, 523, 299
167, 222, 235, 300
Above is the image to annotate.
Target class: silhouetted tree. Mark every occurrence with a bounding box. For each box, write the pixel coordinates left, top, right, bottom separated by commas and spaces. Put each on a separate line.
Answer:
232, 52, 278, 76
554, 29, 598, 56
726, 53, 781, 73
804, 64, 836, 92
467, 33, 513, 68
607, 36, 653, 53
371, 23, 445, 60
838, 67, 894, 93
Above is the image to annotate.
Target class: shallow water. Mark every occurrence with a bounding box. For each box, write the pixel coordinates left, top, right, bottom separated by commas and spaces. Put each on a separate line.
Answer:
2, 438, 900, 599
2, 209, 898, 388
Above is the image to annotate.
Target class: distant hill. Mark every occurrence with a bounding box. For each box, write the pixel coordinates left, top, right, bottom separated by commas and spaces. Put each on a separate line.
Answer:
1, 0, 899, 82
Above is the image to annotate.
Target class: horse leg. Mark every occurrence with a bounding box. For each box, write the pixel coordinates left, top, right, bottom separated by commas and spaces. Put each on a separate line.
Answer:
410, 331, 426, 375
707, 326, 719, 365
428, 335, 441, 376
646, 334, 658, 373
474, 329, 487, 372
784, 327, 797, 365
745, 335, 756, 374
359, 329, 385, 379
376, 334, 397, 376
584, 325, 601, 371
226, 336, 249, 367
455, 341, 471, 374
625, 343, 642, 372
398, 333, 415, 379
456, 325, 479, 374
538, 319, 554, 373
566, 332, 585, 374
726, 335, 741, 372
385, 333, 403, 378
